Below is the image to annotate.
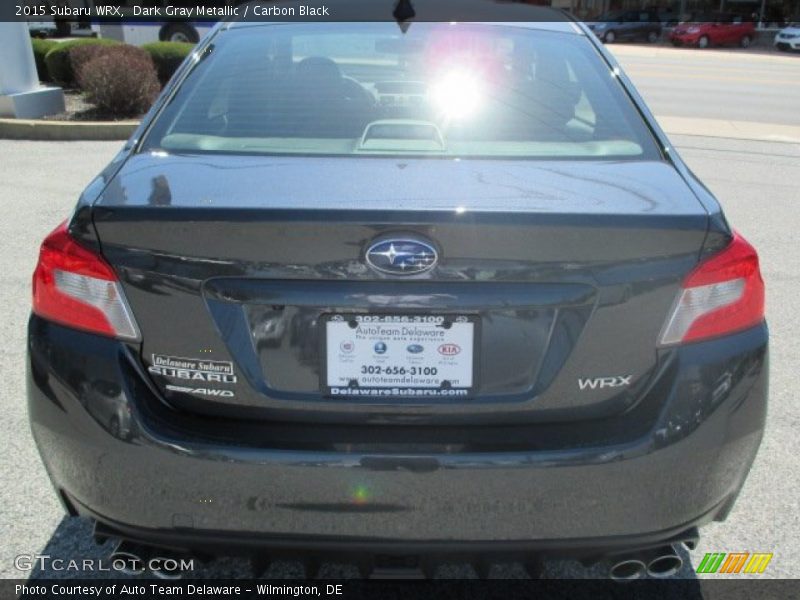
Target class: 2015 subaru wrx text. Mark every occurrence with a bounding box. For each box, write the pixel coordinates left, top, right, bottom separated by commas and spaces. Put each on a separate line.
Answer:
27, 4, 767, 579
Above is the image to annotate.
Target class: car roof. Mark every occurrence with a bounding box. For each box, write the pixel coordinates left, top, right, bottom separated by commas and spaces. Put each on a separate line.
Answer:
228, 0, 582, 36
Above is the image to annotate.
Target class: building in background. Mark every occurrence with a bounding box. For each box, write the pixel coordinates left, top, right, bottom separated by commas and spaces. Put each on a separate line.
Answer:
552, 0, 797, 24
22, 0, 800, 40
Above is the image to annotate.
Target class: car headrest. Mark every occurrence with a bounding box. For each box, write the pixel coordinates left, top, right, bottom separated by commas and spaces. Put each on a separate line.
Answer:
296, 56, 343, 86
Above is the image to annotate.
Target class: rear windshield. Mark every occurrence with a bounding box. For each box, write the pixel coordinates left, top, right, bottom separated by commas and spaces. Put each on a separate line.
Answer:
142, 23, 660, 160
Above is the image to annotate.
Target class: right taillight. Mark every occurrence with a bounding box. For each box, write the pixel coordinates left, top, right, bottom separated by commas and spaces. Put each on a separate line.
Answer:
659, 231, 765, 346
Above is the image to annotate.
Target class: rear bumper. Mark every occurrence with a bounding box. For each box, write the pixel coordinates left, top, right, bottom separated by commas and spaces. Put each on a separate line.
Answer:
28, 316, 768, 556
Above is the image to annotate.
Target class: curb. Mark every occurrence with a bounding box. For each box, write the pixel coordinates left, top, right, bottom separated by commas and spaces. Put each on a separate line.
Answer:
0, 118, 137, 141
611, 43, 800, 63
655, 116, 800, 144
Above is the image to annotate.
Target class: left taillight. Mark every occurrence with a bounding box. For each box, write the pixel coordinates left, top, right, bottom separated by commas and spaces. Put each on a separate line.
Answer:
32, 221, 140, 341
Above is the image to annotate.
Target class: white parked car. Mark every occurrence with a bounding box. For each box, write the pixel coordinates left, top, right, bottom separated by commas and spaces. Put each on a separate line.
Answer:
774, 23, 800, 51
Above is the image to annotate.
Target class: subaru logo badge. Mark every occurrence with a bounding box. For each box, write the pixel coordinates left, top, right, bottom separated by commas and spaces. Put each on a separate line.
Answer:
365, 238, 438, 275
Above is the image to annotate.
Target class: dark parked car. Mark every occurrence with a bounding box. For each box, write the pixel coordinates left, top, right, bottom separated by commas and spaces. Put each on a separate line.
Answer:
28, 4, 767, 580
27, 21, 58, 39
587, 10, 662, 43
670, 14, 757, 48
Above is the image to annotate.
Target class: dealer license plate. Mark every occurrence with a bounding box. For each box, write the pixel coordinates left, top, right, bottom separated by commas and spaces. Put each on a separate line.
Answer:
324, 314, 476, 398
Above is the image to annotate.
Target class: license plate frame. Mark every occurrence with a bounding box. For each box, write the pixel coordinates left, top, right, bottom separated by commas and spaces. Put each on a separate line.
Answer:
321, 313, 479, 399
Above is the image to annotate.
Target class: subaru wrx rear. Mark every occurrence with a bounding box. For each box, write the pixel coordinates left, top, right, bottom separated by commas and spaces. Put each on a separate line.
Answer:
28, 5, 767, 577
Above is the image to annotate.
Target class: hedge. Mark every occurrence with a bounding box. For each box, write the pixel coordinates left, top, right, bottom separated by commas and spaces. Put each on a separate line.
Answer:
31, 38, 59, 82
69, 43, 146, 84
77, 47, 160, 118
142, 41, 195, 85
44, 38, 120, 86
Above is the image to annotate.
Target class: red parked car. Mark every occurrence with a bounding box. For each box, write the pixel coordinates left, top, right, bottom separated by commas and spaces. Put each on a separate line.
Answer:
670, 14, 756, 48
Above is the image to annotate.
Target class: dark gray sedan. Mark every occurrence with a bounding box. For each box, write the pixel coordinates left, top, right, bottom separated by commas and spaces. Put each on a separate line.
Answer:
28, 2, 767, 580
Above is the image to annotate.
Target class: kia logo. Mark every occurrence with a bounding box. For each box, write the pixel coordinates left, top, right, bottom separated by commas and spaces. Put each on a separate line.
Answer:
438, 343, 461, 356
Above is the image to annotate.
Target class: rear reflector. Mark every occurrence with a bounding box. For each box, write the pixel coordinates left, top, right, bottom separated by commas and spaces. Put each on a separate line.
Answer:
659, 231, 764, 345
32, 221, 140, 341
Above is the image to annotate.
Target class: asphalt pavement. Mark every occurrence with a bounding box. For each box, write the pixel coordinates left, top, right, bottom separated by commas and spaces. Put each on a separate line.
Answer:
0, 45, 798, 581
612, 44, 800, 127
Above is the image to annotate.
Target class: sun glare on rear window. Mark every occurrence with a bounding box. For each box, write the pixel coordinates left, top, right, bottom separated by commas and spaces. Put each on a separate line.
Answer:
142, 23, 659, 160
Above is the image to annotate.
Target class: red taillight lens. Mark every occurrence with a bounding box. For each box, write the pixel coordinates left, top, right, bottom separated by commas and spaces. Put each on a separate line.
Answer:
659, 231, 765, 345
32, 221, 140, 341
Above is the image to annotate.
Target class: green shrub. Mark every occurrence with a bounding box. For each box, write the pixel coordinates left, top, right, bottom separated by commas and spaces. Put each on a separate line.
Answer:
44, 38, 120, 86
142, 41, 195, 85
78, 48, 160, 118
31, 38, 59, 82
70, 43, 149, 88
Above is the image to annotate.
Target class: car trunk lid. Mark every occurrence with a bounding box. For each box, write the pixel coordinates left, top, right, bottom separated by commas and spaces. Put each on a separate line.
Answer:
92, 153, 709, 424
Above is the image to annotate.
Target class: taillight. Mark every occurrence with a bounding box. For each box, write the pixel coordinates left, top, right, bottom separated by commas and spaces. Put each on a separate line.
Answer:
659, 231, 764, 345
32, 221, 140, 341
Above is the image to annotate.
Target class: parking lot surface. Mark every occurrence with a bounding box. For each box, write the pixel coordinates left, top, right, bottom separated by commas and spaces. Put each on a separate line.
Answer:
612, 45, 800, 127
2, 132, 797, 580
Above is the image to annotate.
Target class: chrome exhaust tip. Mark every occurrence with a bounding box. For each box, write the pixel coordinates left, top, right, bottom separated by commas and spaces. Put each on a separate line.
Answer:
609, 558, 646, 581
109, 541, 149, 576
149, 550, 191, 580
645, 545, 683, 578
150, 560, 184, 580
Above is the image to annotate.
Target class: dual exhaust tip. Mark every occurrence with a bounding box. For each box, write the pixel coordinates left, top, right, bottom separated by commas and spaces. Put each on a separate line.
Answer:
110, 541, 186, 579
110, 539, 685, 581
609, 544, 684, 581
